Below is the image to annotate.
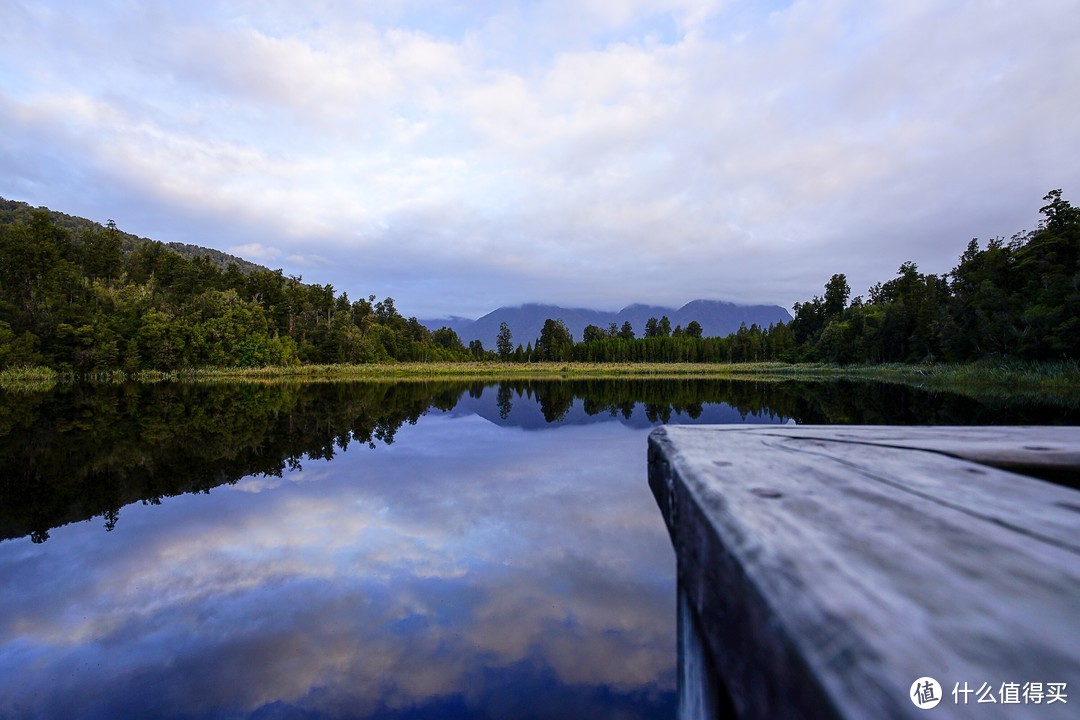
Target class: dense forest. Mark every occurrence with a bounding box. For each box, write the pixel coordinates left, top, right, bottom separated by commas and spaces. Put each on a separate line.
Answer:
788, 190, 1080, 364
0, 190, 1076, 373
0, 198, 477, 371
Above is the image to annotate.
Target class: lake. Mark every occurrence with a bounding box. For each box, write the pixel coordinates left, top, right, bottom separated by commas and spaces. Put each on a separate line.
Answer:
1, 379, 1075, 719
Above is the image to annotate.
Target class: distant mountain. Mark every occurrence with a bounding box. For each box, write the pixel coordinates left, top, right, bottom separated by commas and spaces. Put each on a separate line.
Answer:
445, 384, 793, 431
421, 300, 792, 349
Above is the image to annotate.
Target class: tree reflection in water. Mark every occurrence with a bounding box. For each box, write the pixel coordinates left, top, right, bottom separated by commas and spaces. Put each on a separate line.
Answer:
1, 378, 1074, 543
0, 378, 1075, 719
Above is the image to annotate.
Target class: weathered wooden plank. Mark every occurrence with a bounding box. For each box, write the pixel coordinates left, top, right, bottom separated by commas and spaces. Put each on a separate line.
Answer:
712, 425, 1080, 487
648, 424, 1080, 720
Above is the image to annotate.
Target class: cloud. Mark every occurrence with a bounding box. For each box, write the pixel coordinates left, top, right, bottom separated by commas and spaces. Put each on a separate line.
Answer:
1, 0, 1078, 316
0, 410, 676, 717
229, 242, 282, 261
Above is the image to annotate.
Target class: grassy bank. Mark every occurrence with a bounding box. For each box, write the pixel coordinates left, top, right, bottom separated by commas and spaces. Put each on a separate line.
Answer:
3, 359, 1080, 396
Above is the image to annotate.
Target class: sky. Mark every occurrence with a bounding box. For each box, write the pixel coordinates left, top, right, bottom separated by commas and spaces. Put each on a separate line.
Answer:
2, 0, 1079, 319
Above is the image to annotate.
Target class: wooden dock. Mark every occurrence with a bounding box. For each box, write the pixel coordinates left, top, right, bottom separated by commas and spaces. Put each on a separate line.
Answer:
647, 425, 1080, 719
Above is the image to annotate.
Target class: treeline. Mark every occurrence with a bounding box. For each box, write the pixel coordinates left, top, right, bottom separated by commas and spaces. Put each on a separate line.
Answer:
2, 190, 1076, 373
0, 207, 476, 373
496, 315, 795, 363
789, 190, 1079, 364
500, 190, 1078, 365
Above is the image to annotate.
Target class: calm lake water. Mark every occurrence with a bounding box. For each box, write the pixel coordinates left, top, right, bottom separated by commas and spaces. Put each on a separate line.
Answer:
1, 379, 1075, 719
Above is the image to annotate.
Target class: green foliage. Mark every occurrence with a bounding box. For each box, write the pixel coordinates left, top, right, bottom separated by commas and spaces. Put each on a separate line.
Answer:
582, 323, 608, 343
496, 321, 513, 360
657, 315, 672, 337
787, 190, 1080, 365
432, 326, 466, 351
488, 191, 1077, 367
0, 202, 473, 373
2, 190, 1075, 373
536, 318, 573, 361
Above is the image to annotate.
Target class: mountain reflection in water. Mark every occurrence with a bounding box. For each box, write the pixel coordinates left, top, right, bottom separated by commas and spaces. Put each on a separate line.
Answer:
0, 379, 1073, 719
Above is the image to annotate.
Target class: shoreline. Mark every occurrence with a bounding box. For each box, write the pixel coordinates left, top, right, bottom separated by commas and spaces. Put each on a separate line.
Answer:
3, 360, 1079, 399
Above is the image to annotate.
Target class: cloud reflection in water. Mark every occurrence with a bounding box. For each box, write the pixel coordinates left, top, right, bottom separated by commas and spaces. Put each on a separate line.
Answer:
0, 403, 681, 719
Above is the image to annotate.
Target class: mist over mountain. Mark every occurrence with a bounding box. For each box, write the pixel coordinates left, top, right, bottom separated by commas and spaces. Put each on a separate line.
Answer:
421, 300, 792, 350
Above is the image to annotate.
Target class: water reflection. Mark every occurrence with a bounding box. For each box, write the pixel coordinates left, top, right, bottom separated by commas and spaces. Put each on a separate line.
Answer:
5, 378, 1070, 543
1, 404, 681, 718
0, 379, 1074, 719
1, 379, 786, 542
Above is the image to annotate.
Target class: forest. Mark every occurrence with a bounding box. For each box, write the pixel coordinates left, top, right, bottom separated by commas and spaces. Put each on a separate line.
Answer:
0, 199, 476, 371
0, 190, 1076, 373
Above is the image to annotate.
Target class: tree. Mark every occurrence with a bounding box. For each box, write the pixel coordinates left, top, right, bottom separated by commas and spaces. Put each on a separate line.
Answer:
537, 318, 573, 360
431, 326, 465, 351
80, 226, 123, 281
823, 273, 850, 318
686, 320, 703, 339
657, 316, 672, 337
1039, 189, 1080, 233
582, 324, 607, 343
374, 296, 398, 323
618, 321, 635, 340
496, 321, 513, 361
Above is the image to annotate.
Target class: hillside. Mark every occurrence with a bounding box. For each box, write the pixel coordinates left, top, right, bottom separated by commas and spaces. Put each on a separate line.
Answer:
0, 198, 474, 372
0, 197, 266, 274
422, 300, 793, 349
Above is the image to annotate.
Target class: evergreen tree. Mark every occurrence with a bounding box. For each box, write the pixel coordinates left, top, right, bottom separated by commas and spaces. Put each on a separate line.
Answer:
537, 319, 573, 361
582, 324, 607, 343
657, 316, 672, 337
496, 321, 513, 361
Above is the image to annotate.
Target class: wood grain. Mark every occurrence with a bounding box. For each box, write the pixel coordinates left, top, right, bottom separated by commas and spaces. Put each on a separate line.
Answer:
648, 425, 1080, 719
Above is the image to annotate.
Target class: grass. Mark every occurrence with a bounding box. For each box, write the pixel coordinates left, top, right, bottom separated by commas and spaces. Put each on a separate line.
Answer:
0, 364, 63, 392
2, 360, 1079, 398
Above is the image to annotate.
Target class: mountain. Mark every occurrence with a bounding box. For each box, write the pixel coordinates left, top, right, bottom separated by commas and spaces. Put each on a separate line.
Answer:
445, 384, 793, 431
421, 300, 792, 349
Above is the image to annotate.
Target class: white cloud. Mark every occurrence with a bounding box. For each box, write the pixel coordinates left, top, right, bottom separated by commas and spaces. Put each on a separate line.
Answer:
1, 0, 1078, 316
229, 242, 281, 261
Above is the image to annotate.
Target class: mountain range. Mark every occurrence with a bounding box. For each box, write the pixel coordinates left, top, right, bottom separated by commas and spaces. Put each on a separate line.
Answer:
421, 300, 792, 349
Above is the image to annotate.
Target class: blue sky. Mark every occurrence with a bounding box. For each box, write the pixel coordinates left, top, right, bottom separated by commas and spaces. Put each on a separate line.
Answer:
2, 0, 1078, 318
